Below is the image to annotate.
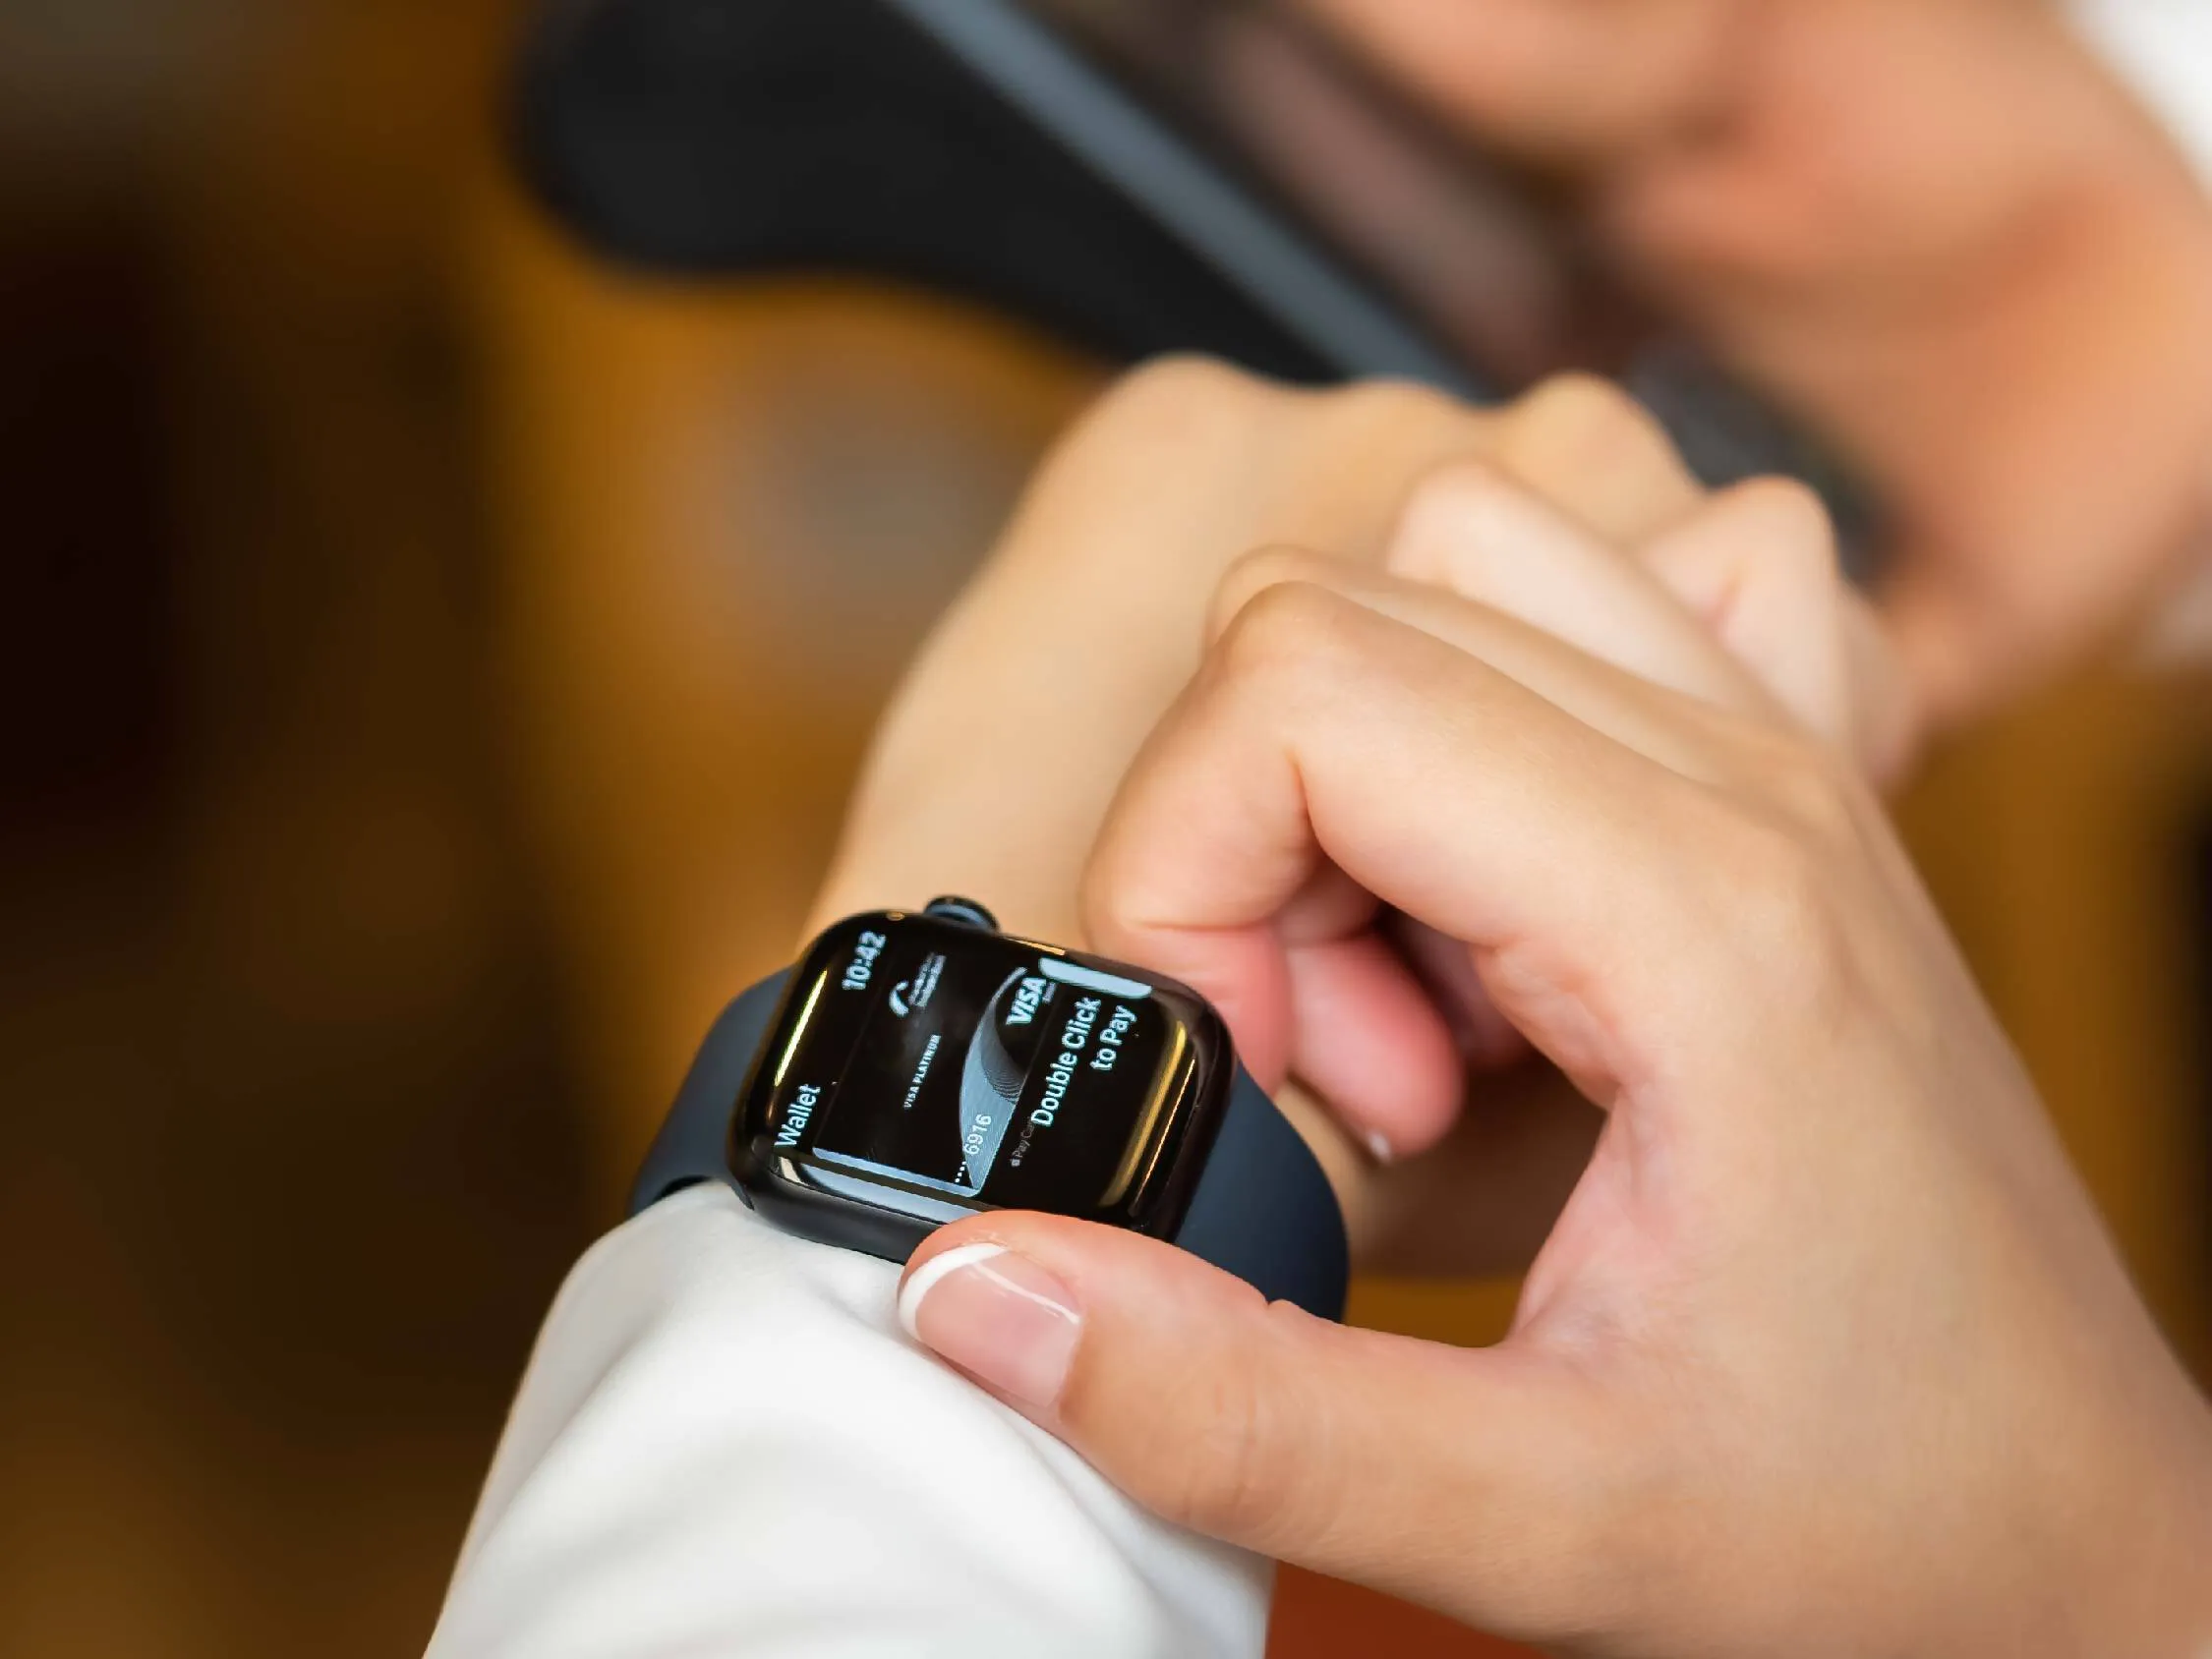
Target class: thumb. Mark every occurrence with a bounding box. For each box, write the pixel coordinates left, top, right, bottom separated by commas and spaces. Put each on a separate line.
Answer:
899, 1214, 1631, 1640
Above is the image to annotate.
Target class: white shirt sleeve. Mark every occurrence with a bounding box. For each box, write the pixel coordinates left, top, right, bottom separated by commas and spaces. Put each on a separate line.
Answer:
2072, 1, 2212, 191
2072, 0, 2212, 653
425, 1185, 1270, 1659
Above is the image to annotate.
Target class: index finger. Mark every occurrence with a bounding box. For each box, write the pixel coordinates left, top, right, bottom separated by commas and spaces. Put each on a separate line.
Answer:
1080, 582, 1722, 1104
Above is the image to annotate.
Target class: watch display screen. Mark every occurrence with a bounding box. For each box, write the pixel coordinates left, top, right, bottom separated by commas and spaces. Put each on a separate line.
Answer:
739, 913, 1228, 1228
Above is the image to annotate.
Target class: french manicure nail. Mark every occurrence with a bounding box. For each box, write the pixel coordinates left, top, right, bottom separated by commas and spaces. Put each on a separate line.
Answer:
899, 1242, 1082, 1410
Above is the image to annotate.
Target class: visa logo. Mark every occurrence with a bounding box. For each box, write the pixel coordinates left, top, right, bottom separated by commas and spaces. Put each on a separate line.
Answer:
1003, 977, 1050, 1027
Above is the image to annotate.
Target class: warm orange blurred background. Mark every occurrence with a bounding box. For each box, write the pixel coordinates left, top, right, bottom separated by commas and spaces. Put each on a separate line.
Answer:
1, 5, 2206, 1657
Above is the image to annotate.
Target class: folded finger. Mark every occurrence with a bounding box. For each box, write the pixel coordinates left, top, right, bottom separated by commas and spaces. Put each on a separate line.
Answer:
1385, 457, 1774, 718
1086, 584, 1732, 1115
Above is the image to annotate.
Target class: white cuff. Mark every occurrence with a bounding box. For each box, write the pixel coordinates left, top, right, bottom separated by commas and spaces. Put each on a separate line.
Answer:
428, 1186, 1270, 1659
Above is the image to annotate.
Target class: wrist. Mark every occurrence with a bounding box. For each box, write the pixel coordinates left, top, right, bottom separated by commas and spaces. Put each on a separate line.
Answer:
2017, 1347, 2212, 1655
2093, 1396, 2212, 1655
1871, 1380, 2212, 1656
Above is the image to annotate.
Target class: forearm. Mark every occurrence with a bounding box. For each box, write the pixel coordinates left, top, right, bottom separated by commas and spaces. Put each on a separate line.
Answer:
429, 1187, 1269, 1659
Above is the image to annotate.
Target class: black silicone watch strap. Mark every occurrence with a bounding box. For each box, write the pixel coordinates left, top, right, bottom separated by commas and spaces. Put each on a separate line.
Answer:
630, 970, 1348, 1321
1174, 1065, 1350, 1320
628, 970, 794, 1216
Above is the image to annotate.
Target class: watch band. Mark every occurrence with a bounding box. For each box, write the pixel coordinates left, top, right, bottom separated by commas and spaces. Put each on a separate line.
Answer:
629, 969, 1349, 1320
1176, 1066, 1349, 1320
629, 970, 794, 1217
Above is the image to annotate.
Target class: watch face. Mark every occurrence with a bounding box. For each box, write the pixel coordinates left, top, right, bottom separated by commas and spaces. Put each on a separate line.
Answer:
732, 912, 1232, 1238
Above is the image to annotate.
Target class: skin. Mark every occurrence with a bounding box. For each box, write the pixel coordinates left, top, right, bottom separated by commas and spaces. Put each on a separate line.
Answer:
1290, 0, 2212, 731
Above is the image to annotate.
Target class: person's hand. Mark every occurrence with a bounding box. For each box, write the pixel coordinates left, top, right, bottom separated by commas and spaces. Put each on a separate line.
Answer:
811, 361, 1909, 961
897, 563, 2212, 1653
811, 361, 1903, 1250
810, 364, 1699, 945
1295, 0, 2212, 735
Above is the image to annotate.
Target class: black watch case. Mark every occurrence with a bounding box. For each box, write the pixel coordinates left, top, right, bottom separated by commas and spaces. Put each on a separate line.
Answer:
728, 908, 1235, 1260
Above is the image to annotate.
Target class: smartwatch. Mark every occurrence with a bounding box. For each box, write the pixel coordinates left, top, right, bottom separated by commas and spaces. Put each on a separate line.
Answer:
631, 898, 1350, 1320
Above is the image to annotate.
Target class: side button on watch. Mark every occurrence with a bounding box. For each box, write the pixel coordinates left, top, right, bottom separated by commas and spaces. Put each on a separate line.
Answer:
630, 899, 1349, 1320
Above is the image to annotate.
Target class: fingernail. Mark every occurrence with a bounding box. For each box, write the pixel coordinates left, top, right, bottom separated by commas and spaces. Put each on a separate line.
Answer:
899, 1242, 1082, 1410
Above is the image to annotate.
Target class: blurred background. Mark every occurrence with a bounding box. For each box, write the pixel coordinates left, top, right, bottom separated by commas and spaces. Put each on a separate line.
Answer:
0, 3, 2206, 1657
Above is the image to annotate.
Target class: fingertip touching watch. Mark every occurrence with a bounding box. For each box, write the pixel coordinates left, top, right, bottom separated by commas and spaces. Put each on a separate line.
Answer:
631, 898, 1349, 1319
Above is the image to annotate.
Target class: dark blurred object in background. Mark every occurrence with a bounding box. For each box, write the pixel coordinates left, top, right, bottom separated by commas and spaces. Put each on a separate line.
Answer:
0, 4, 592, 1655
511, 0, 1877, 547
